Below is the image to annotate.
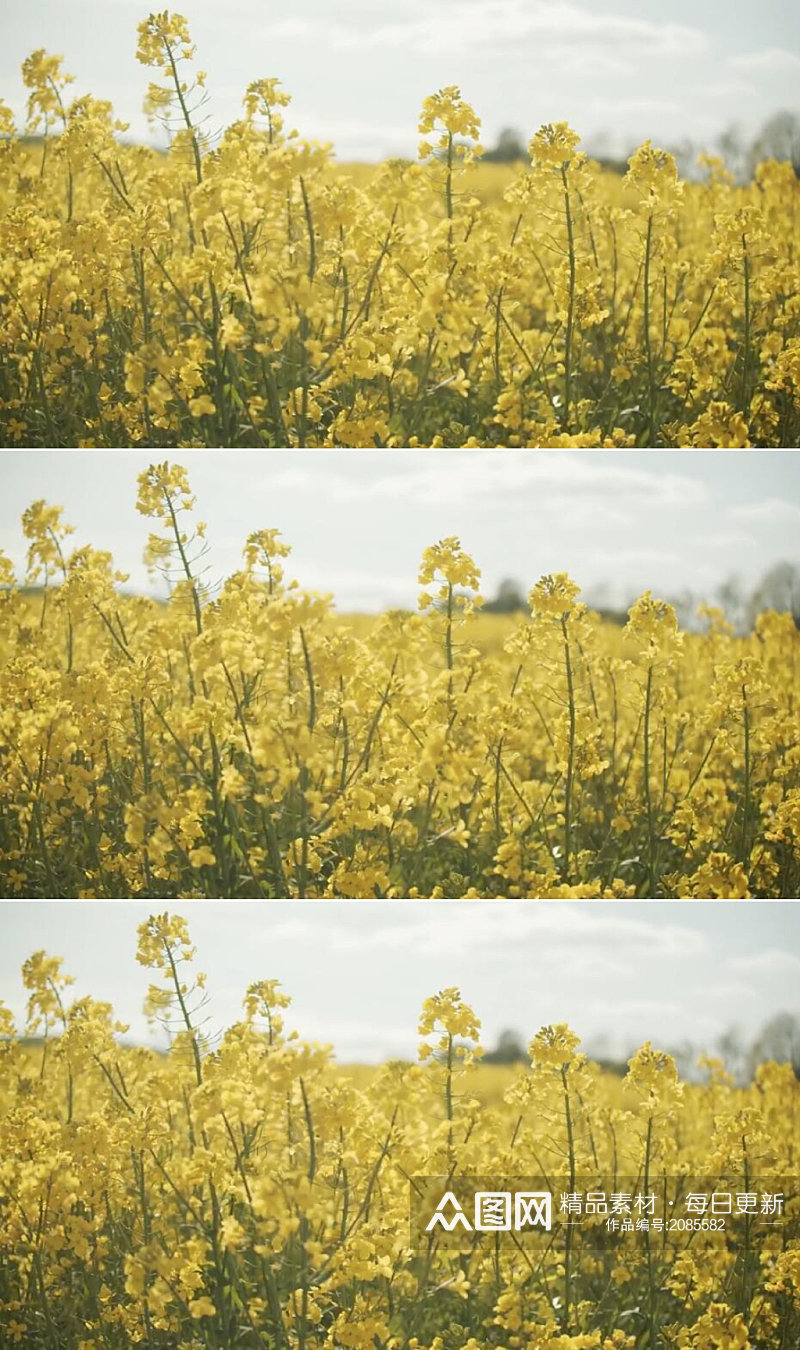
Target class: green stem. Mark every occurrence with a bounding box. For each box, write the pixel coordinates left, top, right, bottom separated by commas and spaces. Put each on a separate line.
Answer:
561, 613, 576, 882
163, 487, 203, 635
742, 235, 751, 418
561, 1063, 575, 1332
163, 38, 203, 186
643, 664, 656, 896
643, 213, 656, 444
163, 938, 203, 1087
643, 1115, 658, 1347
561, 164, 576, 433
741, 683, 751, 871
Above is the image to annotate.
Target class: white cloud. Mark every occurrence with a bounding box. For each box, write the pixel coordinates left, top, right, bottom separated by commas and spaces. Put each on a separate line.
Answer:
593, 97, 682, 117
271, 1, 707, 61
283, 903, 708, 962
296, 117, 412, 155
702, 80, 757, 100
294, 566, 411, 605
728, 950, 800, 976
316, 451, 706, 512
586, 546, 683, 570
591, 996, 682, 1018
728, 499, 800, 526
728, 48, 800, 74
289, 1018, 412, 1057
521, 47, 630, 79
268, 919, 321, 941
693, 980, 757, 1002
701, 531, 756, 552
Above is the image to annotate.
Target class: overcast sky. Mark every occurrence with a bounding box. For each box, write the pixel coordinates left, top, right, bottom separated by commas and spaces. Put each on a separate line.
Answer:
1, 901, 798, 1062
1, 450, 798, 611
2, 1, 798, 159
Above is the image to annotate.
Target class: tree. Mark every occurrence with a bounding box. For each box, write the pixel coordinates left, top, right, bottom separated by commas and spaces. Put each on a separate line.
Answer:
483, 578, 527, 613
716, 1025, 747, 1083
748, 561, 800, 628
749, 111, 800, 177
666, 137, 699, 182
483, 128, 526, 163
716, 575, 746, 633
748, 1013, 800, 1078
483, 1028, 527, 1063
716, 124, 747, 182
666, 587, 698, 632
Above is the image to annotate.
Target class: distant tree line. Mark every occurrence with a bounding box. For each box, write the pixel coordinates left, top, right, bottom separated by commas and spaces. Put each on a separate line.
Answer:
483, 1011, 800, 1084
482, 560, 800, 633
483, 110, 800, 181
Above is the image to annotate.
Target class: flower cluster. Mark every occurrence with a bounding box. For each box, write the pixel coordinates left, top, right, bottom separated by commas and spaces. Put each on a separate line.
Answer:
1, 12, 799, 447
0, 921, 798, 1347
